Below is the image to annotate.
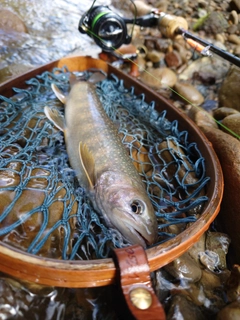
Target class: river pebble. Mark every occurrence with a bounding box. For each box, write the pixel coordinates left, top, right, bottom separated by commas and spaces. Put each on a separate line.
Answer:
179, 57, 230, 82
217, 301, 240, 320
167, 294, 205, 320
174, 82, 205, 104
226, 264, 240, 302
140, 67, 177, 88
146, 50, 165, 64
230, 0, 240, 12
229, 10, 239, 24
188, 106, 218, 128
221, 113, 240, 137
200, 126, 240, 264
218, 66, 240, 111
213, 107, 240, 120
0, 9, 28, 33
228, 34, 240, 44
201, 11, 228, 34
165, 50, 182, 67
164, 252, 202, 282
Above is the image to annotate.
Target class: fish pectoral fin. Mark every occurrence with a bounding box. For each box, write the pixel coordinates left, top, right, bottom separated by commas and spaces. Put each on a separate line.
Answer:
69, 73, 78, 87
79, 142, 95, 190
44, 106, 65, 131
51, 83, 67, 104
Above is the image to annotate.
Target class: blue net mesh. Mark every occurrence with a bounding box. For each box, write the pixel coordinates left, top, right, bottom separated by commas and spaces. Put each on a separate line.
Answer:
0, 67, 210, 260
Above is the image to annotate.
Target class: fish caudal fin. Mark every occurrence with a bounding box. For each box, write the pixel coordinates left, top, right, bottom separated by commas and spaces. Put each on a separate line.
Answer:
79, 142, 95, 190
44, 106, 65, 131
51, 83, 67, 104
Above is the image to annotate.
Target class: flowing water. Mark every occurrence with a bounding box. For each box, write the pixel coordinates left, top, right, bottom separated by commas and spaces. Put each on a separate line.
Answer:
0, 0, 111, 83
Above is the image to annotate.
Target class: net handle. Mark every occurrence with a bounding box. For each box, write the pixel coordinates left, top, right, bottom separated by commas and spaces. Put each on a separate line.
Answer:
113, 245, 166, 320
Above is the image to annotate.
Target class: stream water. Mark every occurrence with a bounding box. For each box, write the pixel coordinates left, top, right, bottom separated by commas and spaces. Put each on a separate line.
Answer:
0, 0, 111, 83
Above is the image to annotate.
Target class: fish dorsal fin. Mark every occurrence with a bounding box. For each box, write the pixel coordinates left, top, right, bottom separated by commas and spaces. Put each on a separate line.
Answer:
44, 106, 65, 131
51, 83, 67, 104
79, 142, 95, 190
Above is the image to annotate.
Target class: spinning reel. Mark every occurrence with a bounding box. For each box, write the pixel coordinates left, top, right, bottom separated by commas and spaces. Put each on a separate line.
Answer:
78, 4, 159, 52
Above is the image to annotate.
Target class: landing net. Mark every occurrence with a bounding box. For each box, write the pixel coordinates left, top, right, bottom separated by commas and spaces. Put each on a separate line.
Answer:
0, 67, 209, 260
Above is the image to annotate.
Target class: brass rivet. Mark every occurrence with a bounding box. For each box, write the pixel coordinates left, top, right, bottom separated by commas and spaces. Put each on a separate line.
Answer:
129, 287, 152, 310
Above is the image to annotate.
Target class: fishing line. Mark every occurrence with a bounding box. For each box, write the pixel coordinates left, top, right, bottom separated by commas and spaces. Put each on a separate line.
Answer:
81, 22, 240, 140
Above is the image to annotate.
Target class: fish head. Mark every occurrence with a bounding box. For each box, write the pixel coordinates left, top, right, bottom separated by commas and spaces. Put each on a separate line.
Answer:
95, 172, 158, 248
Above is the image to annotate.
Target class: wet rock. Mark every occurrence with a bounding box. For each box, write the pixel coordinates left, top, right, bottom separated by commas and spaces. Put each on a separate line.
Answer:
200, 269, 222, 291
213, 107, 240, 120
189, 231, 230, 272
205, 231, 231, 270
229, 10, 239, 25
198, 0, 208, 8
201, 12, 228, 34
227, 24, 239, 34
199, 250, 222, 272
188, 105, 218, 128
165, 50, 182, 68
173, 41, 192, 63
179, 268, 227, 314
202, 100, 218, 112
226, 264, 240, 302
144, 38, 156, 51
140, 67, 177, 88
234, 44, 240, 56
221, 113, 240, 138
167, 294, 206, 320
188, 233, 206, 263
200, 126, 240, 264
229, 0, 240, 12
215, 33, 225, 44
146, 50, 165, 64
174, 82, 205, 105
228, 34, 240, 45
155, 0, 169, 12
217, 301, 240, 320
0, 161, 77, 258
179, 57, 230, 82
154, 269, 174, 302
156, 139, 206, 196
0, 9, 28, 33
155, 38, 172, 53
0, 274, 66, 320
130, 0, 154, 16
0, 64, 34, 84
164, 252, 202, 282
218, 66, 240, 111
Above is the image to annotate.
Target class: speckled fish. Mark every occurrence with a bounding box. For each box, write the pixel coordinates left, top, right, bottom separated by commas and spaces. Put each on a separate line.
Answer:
44, 75, 158, 247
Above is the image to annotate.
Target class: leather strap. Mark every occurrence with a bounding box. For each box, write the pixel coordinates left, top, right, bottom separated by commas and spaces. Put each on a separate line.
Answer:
113, 245, 166, 320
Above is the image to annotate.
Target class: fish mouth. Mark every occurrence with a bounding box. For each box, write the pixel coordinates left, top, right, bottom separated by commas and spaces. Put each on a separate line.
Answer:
135, 230, 150, 248
125, 223, 153, 248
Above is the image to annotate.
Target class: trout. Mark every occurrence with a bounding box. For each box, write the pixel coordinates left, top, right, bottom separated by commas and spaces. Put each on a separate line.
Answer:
44, 75, 158, 247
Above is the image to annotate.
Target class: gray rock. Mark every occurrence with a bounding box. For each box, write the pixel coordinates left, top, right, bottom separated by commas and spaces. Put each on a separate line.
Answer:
0, 9, 28, 33
200, 126, 240, 264
174, 82, 205, 105
219, 66, 240, 111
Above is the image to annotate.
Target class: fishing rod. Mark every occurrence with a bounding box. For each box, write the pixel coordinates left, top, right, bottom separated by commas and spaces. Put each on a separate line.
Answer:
78, 4, 240, 68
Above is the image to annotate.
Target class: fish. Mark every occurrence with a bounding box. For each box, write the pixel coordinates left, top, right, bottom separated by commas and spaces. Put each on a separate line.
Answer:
44, 74, 158, 247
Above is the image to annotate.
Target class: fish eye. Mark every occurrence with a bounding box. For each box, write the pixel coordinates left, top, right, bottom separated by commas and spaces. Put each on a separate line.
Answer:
130, 200, 144, 215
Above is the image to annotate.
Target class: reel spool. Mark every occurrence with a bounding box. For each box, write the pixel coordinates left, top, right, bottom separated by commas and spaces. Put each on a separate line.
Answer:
79, 5, 131, 52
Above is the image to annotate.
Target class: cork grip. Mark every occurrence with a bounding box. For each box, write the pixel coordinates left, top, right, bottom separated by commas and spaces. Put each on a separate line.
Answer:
158, 13, 188, 38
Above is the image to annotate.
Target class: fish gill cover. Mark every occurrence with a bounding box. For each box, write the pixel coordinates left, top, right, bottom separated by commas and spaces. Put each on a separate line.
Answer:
0, 67, 209, 260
